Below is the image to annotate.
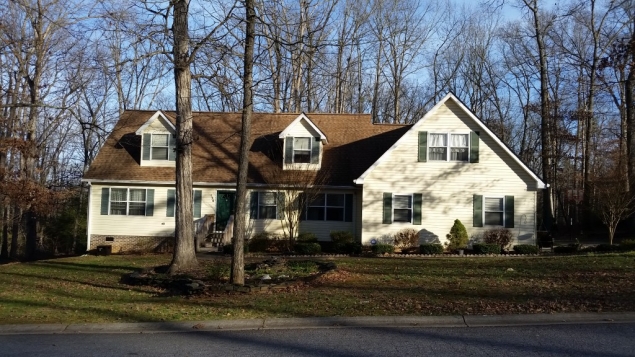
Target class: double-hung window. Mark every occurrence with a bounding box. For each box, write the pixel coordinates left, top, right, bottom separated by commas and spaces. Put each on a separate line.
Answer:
429, 133, 469, 162
151, 133, 170, 160
110, 188, 147, 216
293, 137, 311, 163
450, 134, 468, 161
484, 197, 504, 226
393, 194, 412, 223
429, 134, 447, 161
257, 192, 277, 219
473, 195, 513, 228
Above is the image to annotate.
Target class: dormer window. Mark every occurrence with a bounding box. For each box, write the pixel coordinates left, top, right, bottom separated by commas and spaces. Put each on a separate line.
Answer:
151, 134, 170, 160
279, 114, 327, 169
293, 137, 312, 163
141, 132, 176, 163
284, 136, 320, 166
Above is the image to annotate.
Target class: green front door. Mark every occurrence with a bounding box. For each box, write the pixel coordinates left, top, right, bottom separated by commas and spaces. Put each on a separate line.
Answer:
216, 191, 236, 231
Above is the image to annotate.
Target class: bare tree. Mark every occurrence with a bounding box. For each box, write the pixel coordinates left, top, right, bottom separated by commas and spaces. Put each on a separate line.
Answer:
231, 0, 256, 285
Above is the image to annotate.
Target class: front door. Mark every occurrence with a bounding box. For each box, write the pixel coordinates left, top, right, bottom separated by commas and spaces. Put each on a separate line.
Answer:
216, 191, 236, 232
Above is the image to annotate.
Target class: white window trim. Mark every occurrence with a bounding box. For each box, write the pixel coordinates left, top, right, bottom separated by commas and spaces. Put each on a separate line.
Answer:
257, 191, 277, 220
150, 133, 170, 161
428, 132, 470, 162
306, 193, 346, 222
483, 196, 505, 227
293, 137, 313, 164
109, 188, 147, 216
392, 193, 413, 224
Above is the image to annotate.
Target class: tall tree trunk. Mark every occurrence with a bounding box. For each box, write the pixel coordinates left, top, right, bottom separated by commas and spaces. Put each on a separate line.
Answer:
231, 0, 256, 286
1, 206, 8, 260
627, 28, 635, 193
525, 0, 554, 229
10, 206, 20, 259
168, 0, 197, 275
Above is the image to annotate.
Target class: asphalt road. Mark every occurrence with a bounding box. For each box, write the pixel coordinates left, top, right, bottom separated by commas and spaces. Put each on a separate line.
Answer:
1, 322, 634, 357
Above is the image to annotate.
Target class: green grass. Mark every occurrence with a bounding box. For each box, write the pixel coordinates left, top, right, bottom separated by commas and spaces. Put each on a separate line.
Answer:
0, 253, 634, 324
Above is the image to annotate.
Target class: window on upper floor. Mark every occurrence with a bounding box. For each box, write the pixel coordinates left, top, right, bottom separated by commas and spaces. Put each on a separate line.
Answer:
429, 133, 469, 162
151, 134, 170, 160
142, 133, 175, 162
284, 137, 320, 166
418, 131, 479, 163
293, 137, 311, 163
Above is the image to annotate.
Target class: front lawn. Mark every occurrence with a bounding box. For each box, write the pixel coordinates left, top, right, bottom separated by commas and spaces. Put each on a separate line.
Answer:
0, 253, 634, 324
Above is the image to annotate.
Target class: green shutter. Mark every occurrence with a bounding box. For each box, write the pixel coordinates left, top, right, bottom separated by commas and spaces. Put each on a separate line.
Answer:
166, 189, 175, 217
311, 137, 320, 164
276, 192, 285, 219
470, 131, 479, 163
101, 188, 110, 215
505, 195, 514, 228
473, 194, 483, 227
383, 193, 392, 224
193, 190, 202, 218
344, 194, 353, 222
413, 193, 422, 225
145, 189, 154, 216
284, 138, 293, 164
250, 192, 258, 219
142, 133, 151, 160
168, 134, 176, 161
418, 131, 428, 162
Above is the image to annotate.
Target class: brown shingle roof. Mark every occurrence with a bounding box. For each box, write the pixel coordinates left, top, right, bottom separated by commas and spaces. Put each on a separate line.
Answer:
83, 111, 411, 186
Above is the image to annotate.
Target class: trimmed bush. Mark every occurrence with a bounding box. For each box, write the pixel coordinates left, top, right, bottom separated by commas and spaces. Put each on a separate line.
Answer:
620, 239, 635, 252
446, 219, 468, 251
472, 243, 501, 254
297, 232, 318, 242
419, 243, 444, 255
483, 228, 513, 251
594, 243, 620, 252
342, 242, 363, 255
293, 242, 322, 255
248, 232, 288, 252
393, 228, 419, 249
371, 243, 395, 254
330, 231, 354, 244
513, 244, 538, 255
554, 244, 580, 254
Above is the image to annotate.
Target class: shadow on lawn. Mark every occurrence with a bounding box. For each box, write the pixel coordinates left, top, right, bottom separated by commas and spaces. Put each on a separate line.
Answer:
35, 260, 141, 272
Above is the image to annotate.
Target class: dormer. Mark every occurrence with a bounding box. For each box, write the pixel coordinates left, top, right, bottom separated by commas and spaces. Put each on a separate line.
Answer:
279, 113, 327, 170
135, 111, 177, 167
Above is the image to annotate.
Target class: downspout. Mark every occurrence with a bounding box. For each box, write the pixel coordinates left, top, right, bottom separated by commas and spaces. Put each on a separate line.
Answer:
86, 183, 92, 252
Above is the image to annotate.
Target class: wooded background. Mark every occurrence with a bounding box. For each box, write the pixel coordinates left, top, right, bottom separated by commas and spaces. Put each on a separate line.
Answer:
1, 0, 633, 259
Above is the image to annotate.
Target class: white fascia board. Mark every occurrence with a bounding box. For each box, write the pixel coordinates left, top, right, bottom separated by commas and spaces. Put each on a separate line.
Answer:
135, 111, 176, 135
354, 93, 546, 189
278, 113, 328, 143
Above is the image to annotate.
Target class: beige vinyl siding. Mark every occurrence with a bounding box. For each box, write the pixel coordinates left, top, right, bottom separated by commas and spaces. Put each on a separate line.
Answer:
90, 184, 217, 237
361, 100, 538, 246
287, 119, 319, 137
90, 184, 360, 241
